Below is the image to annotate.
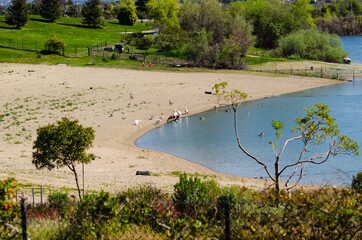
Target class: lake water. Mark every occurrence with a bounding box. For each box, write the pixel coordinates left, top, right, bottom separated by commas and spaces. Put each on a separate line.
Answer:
136, 36, 362, 186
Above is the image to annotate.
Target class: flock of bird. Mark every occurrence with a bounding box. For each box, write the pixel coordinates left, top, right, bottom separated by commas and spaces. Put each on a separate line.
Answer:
128, 93, 189, 126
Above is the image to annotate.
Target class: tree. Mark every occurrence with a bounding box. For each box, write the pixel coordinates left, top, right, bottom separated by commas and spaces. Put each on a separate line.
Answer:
135, 0, 151, 18
40, 0, 61, 22
5, 0, 28, 29
33, 118, 95, 199
117, 2, 138, 25
213, 82, 359, 193
81, 0, 104, 28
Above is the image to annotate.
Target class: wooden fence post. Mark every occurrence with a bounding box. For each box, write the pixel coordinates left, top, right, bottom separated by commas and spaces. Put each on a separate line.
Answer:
32, 188, 35, 206
21, 198, 27, 240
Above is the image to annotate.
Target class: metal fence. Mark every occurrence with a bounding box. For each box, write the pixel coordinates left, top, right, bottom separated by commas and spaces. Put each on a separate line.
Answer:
249, 64, 362, 81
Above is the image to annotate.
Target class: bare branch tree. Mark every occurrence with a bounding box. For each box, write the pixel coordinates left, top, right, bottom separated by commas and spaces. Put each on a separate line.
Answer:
213, 82, 359, 193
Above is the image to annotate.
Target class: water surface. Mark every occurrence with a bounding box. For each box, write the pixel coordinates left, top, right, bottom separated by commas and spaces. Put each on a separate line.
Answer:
136, 36, 362, 186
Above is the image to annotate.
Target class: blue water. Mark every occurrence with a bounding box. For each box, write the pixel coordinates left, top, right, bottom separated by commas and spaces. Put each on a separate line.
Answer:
136, 36, 362, 186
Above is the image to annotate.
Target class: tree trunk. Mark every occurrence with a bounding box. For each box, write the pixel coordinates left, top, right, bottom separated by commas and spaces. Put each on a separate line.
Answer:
275, 159, 280, 194
73, 169, 82, 200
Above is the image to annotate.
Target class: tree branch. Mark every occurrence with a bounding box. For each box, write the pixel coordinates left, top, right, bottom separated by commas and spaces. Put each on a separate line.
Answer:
233, 108, 275, 181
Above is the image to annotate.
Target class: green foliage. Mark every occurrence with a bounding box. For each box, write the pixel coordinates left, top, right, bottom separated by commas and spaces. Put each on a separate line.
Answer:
27, 184, 362, 239
135, 0, 151, 18
276, 28, 348, 63
5, 0, 29, 28
147, 0, 180, 29
230, 0, 311, 49
32, 117, 95, 199
63, 191, 117, 239
81, 0, 104, 28
172, 173, 211, 213
117, 4, 138, 26
181, 0, 254, 69
351, 172, 362, 193
272, 120, 284, 136
40, 0, 61, 22
212, 82, 247, 109
0, 178, 20, 239
48, 191, 69, 207
44, 35, 66, 54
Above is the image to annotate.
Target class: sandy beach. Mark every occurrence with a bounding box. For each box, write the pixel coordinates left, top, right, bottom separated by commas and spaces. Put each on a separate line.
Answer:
0, 63, 345, 195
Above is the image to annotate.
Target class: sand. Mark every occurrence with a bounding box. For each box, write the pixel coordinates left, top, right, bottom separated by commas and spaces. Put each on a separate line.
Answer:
0, 63, 345, 195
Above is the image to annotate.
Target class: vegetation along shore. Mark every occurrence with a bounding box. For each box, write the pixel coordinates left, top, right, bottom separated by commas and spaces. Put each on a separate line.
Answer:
1, 0, 362, 238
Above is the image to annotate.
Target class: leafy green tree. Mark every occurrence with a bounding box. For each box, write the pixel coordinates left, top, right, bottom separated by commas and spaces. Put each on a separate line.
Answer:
147, 0, 180, 30
117, 2, 138, 25
32, 118, 95, 199
5, 0, 29, 29
81, 0, 104, 28
40, 0, 61, 22
213, 82, 359, 193
230, 0, 303, 49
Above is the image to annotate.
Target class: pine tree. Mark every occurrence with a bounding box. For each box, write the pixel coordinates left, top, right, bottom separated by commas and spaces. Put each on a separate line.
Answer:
5, 0, 29, 28
81, 0, 103, 28
40, 0, 61, 22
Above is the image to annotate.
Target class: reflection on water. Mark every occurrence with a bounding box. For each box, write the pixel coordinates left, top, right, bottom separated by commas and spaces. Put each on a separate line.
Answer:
136, 36, 362, 186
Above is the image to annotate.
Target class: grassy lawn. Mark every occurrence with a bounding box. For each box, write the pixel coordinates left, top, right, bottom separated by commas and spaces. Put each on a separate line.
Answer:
0, 15, 151, 50
0, 16, 293, 70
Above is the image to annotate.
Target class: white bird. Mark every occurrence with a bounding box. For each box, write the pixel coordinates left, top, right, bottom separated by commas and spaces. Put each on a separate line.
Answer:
159, 113, 164, 120
155, 119, 161, 125
176, 110, 182, 116
185, 107, 189, 115
134, 120, 142, 125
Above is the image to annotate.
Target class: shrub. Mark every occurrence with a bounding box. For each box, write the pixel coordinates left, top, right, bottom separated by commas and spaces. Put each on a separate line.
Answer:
136, 36, 153, 50
351, 172, 362, 193
172, 173, 211, 213
0, 178, 20, 239
48, 192, 69, 207
44, 35, 66, 54
276, 28, 348, 63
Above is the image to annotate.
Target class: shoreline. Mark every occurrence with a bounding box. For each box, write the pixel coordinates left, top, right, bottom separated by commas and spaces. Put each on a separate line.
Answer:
0, 63, 351, 194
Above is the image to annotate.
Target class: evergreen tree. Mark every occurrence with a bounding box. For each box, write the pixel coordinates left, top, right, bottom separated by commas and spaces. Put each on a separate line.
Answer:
40, 0, 61, 22
5, 0, 29, 28
81, 0, 103, 28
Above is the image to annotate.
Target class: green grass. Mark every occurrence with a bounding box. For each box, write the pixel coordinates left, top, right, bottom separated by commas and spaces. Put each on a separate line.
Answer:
0, 15, 151, 50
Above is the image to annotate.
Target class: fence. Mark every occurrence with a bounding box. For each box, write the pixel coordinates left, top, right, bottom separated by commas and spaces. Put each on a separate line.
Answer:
249, 63, 362, 81
3, 187, 361, 239
0, 37, 90, 58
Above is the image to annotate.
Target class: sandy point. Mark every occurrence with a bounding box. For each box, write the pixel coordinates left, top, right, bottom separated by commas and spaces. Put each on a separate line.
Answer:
0, 63, 342, 194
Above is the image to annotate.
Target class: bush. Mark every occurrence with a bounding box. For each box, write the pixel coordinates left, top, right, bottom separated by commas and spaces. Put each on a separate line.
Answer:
0, 178, 20, 239
48, 192, 69, 207
276, 28, 348, 63
136, 36, 153, 50
172, 173, 211, 213
44, 35, 66, 54
117, 4, 138, 26
352, 172, 362, 193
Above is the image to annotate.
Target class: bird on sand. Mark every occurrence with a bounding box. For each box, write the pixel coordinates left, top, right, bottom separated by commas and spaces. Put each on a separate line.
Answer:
185, 107, 189, 115
155, 119, 161, 125
134, 120, 142, 125
149, 114, 155, 120
130, 93, 134, 99
169, 100, 173, 105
